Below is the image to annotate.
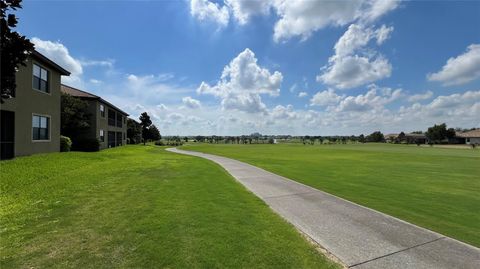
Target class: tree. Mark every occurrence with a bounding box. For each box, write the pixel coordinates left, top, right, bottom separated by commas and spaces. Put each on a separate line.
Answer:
367, 131, 385, 142
60, 93, 91, 141
1, 0, 34, 103
358, 134, 366, 143
127, 118, 142, 144
397, 132, 406, 143
426, 123, 456, 144
147, 124, 161, 141
139, 112, 152, 145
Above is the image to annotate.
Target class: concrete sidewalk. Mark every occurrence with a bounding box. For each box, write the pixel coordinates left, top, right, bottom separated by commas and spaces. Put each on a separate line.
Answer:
166, 148, 480, 269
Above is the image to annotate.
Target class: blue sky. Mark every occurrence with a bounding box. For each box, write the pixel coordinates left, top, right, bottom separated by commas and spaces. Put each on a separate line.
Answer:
17, 0, 480, 135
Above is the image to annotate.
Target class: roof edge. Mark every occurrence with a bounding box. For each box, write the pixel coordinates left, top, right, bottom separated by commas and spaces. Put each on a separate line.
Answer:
32, 50, 71, 76
61, 84, 129, 116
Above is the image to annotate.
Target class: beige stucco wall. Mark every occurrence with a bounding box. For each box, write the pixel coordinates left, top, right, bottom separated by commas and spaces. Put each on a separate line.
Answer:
466, 137, 480, 145
1, 57, 62, 157
70, 99, 127, 150
87, 100, 127, 150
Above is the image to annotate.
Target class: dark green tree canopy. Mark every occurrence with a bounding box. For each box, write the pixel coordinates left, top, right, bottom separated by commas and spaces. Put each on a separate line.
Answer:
139, 112, 152, 128
1, 0, 34, 103
60, 93, 91, 140
367, 131, 385, 142
147, 124, 161, 141
139, 112, 152, 145
127, 118, 142, 144
426, 123, 456, 143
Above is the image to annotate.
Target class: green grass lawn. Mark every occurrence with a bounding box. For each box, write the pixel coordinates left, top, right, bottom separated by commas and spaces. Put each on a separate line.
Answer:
181, 143, 480, 247
0, 145, 339, 268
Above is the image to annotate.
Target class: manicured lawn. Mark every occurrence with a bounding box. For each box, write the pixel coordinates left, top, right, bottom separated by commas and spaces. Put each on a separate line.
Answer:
181, 143, 480, 247
0, 146, 339, 268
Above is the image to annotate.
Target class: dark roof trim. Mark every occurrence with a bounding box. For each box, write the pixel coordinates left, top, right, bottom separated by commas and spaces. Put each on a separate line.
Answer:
32, 50, 71, 76
61, 84, 129, 116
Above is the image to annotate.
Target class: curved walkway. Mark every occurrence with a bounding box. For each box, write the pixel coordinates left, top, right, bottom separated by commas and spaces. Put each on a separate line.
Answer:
166, 148, 480, 269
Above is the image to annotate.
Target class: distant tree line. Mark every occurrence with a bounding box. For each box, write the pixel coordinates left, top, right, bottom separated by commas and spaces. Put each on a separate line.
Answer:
178, 123, 477, 146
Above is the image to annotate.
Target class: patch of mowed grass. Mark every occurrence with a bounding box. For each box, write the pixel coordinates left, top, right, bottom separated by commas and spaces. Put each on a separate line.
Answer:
0, 146, 339, 269
181, 143, 480, 247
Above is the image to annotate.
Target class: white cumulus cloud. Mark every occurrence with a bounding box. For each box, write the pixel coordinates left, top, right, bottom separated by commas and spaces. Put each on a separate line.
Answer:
182, 96, 202, 109
32, 37, 116, 88
225, 0, 271, 25
298, 91, 308, 98
408, 90, 433, 102
32, 37, 83, 76
310, 89, 344, 107
318, 24, 393, 89
189, 0, 399, 42
427, 44, 480, 86
190, 0, 230, 28
197, 48, 283, 113
336, 85, 402, 112
273, 0, 399, 42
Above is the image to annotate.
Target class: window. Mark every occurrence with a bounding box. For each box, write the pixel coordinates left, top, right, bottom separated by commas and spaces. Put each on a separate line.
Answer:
100, 129, 105, 142
116, 113, 123, 128
108, 109, 116, 126
33, 64, 49, 93
116, 132, 122, 146
100, 104, 105, 117
32, 115, 49, 140
108, 131, 115, 148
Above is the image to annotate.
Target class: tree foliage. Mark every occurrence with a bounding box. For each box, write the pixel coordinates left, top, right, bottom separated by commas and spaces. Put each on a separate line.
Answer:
127, 118, 142, 144
139, 112, 152, 145
60, 93, 91, 140
1, 0, 34, 103
426, 123, 456, 143
358, 134, 366, 143
147, 124, 161, 141
366, 131, 385, 142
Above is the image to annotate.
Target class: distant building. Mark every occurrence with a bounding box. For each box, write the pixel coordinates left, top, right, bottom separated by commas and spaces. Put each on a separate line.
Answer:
457, 129, 480, 145
404, 133, 427, 144
61, 85, 128, 150
385, 133, 426, 144
384, 134, 398, 143
1, 51, 70, 160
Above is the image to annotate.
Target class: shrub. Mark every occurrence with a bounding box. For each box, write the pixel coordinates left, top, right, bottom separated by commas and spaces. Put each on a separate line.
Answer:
60, 136, 72, 152
72, 138, 100, 152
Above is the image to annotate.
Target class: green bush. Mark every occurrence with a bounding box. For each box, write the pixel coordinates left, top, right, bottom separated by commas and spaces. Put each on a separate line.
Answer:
60, 136, 72, 152
72, 138, 100, 152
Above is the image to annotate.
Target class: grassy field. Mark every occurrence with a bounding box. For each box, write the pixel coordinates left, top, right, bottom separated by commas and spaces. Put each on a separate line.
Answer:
0, 146, 339, 268
181, 143, 480, 247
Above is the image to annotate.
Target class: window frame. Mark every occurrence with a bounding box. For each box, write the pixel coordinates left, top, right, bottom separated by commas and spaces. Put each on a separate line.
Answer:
32, 63, 50, 94
100, 129, 105, 142
100, 104, 105, 118
108, 109, 116, 126
116, 113, 123, 128
31, 113, 51, 142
